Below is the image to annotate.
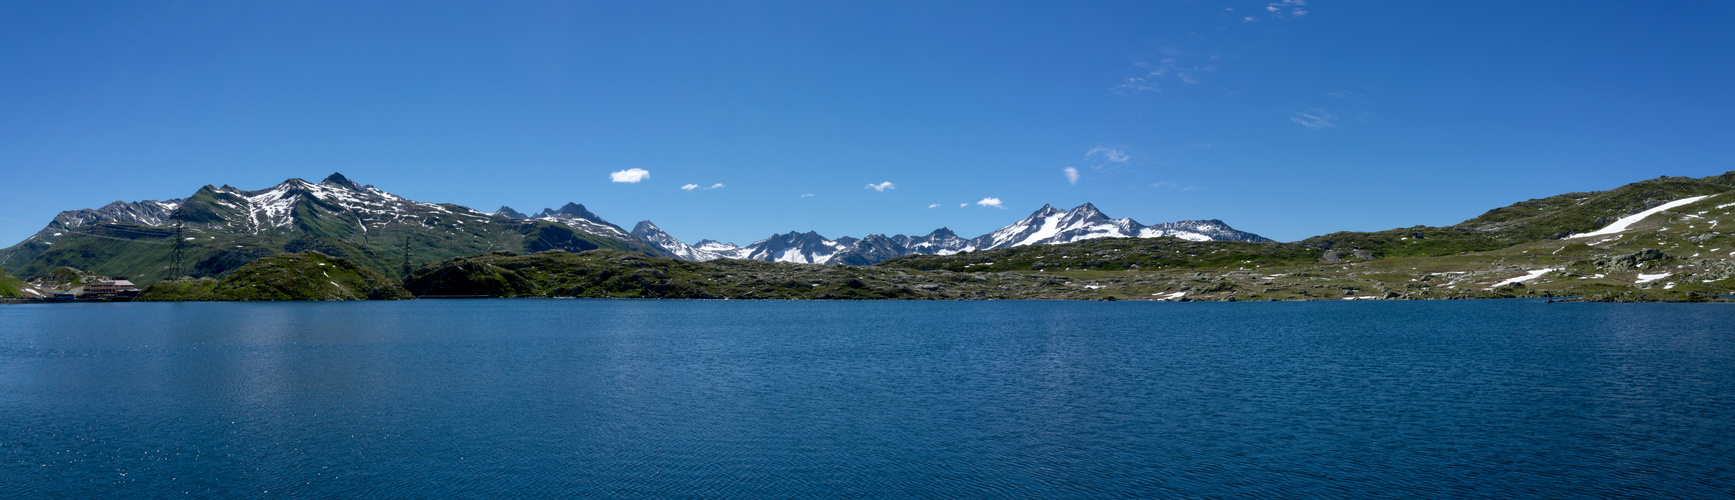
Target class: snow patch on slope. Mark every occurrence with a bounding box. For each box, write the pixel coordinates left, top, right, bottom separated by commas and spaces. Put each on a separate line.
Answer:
1569, 195, 1711, 239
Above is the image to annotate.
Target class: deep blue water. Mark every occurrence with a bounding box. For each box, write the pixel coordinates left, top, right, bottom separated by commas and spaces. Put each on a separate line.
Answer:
1, 299, 1732, 498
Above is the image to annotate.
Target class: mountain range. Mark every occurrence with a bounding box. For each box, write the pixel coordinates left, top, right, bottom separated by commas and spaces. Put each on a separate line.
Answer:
0, 174, 661, 282
628, 203, 1269, 265
0, 173, 1268, 282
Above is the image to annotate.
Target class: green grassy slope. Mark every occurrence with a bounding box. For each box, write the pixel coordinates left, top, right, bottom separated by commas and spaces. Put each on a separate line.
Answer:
0, 267, 25, 298
138, 251, 412, 301
1297, 172, 1735, 258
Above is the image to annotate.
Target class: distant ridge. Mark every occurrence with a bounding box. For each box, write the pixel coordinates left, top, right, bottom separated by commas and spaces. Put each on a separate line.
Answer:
632, 203, 1271, 265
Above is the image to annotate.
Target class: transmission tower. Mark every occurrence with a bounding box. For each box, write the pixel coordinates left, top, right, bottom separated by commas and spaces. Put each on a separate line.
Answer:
170, 208, 187, 277
401, 236, 413, 278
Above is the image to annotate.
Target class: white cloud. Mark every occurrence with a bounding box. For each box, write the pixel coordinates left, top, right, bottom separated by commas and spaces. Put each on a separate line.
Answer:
801, 193, 815, 198
976, 197, 1005, 209
681, 184, 700, 191
610, 168, 651, 183
1290, 110, 1337, 129
710, 183, 724, 189
1063, 167, 1080, 185
960, 203, 969, 208
1244, 16, 1257, 22
865, 181, 895, 192
927, 204, 941, 209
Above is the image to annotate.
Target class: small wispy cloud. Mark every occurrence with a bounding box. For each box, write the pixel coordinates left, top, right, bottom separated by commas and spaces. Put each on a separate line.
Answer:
976, 197, 1005, 209
1290, 90, 1371, 130
1063, 167, 1080, 185
801, 193, 815, 198
1114, 53, 1218, 93
927, 204, 941, 209
1266, 0, 1308, 19
1290, 110, 1336, 129
610, 168, 651, 183
1082, 146, 1133, 174
1152, 181, 1203, 191
1086, 147, 1130, 164
959, 203, 968, 208
865, 181, 895, 192
681, 183, 726, 191
1116, 76, 1162, 93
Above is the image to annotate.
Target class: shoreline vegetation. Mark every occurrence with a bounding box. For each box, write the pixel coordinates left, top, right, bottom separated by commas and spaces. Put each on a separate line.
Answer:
6, 171, 1735, 304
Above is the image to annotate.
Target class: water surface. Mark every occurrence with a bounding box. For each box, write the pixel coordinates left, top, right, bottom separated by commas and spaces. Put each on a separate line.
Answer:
2, 300, 1731, 498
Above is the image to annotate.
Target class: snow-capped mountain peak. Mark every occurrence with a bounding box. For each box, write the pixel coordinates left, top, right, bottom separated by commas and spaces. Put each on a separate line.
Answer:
632, 202, 1267, 266
632, 221, 741, 261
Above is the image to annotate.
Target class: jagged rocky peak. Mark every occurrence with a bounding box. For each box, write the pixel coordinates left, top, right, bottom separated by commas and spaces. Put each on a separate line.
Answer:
632, 220, 659, 233
495, 206, 529, 219
517, 202, 635, 242
320, 172, 362, 190
538, 202, 605, 222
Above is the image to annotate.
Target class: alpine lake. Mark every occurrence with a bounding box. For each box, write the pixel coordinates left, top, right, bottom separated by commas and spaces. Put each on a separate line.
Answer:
2, 299, 1731, 498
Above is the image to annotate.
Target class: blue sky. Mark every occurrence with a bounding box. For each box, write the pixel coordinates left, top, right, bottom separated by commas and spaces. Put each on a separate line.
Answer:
2, 1, 1731, 247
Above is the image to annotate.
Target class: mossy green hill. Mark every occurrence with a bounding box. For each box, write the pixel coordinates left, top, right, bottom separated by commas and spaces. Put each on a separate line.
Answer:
138, 251, 412, 301
0, 267, 25, 298
405, 250, 962, 299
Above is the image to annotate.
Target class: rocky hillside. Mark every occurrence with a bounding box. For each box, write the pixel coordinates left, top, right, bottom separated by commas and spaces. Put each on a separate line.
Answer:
1296, 173, 1735, 259
404, 250, 979, 300
138, 251, 412, 301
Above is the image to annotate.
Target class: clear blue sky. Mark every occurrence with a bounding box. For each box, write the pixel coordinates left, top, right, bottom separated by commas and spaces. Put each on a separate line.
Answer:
2, 1, 1731, 246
